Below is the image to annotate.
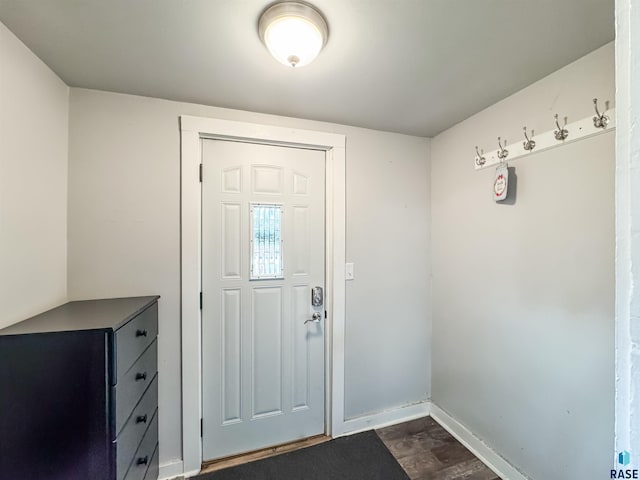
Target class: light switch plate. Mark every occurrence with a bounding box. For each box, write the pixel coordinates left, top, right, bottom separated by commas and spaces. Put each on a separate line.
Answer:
345, 263, 354, 280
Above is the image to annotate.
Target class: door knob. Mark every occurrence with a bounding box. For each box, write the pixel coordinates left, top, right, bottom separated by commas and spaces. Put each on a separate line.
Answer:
304, 312, 322, 325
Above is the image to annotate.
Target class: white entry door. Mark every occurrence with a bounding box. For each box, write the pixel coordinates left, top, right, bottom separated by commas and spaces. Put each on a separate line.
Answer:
201, 139, 326, 461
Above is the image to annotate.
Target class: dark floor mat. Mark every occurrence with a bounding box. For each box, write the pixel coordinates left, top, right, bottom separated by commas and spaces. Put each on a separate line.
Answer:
195, 430, 411, 480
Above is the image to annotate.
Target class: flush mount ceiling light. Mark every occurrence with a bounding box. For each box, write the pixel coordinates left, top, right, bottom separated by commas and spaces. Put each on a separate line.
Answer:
258, 1, 328, 68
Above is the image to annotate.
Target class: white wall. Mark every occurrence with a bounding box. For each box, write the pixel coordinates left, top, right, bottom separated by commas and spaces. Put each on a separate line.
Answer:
430, 43, 615, 480
0, 22, 68, 328
67, 89, 431, 469
614, 0, 640, 467
343, 128, 431, 419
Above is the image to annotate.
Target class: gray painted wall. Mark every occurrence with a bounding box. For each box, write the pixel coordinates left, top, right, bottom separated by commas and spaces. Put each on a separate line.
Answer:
430, 43, 615, 480
67, 89, 431, 467
0, 22, 68, 328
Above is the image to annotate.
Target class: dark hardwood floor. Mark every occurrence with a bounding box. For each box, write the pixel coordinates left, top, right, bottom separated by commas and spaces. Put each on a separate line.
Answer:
376, 417, 501, 480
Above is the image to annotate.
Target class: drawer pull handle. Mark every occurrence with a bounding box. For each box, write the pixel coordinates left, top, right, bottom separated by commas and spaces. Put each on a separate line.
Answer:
137, 456, 149, 466
135, 372, 147, 381
136, 329, 148, 337
136, 414, 148, 424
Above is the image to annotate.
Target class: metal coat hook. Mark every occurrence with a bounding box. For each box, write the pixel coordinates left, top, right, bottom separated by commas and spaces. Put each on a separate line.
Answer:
554, 114, 569, 141
522, 126, 536, 151
593, 98, 610, 129
475, 146, 486, 167
497, 137, 509, 160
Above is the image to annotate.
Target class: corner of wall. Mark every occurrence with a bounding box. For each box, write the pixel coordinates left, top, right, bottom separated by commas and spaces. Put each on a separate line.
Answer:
0, 20, 70, 326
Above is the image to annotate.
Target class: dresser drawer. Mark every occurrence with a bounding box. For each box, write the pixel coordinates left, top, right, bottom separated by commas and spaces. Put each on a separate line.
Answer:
114, 303, 158, 383
116, 341, 158, 434
124, 411, 158, 480
116, 376, 158, 480
143, 444, 159, 480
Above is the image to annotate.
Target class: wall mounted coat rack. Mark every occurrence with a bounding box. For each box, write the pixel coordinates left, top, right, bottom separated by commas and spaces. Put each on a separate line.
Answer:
474, 100, 616, 171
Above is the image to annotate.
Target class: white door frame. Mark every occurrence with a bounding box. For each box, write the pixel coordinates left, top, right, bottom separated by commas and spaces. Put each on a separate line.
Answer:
180, 115, 346, 476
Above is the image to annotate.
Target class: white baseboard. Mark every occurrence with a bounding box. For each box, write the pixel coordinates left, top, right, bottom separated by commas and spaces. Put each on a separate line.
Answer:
429, 403, 530, 480
159, 459, 184, 480
336, 401, 430, 437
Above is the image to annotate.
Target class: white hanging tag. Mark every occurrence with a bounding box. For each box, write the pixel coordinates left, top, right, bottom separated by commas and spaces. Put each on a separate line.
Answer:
493, 164, 509, 202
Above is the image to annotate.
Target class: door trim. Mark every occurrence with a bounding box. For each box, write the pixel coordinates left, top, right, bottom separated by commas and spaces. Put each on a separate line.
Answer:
180, 115, 346, 475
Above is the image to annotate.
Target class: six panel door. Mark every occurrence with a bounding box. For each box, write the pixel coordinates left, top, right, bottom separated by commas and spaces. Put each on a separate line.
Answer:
201, 139, 326, 461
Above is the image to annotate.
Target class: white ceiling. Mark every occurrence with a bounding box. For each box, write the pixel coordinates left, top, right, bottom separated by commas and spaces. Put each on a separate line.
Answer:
0, 0, 614, 137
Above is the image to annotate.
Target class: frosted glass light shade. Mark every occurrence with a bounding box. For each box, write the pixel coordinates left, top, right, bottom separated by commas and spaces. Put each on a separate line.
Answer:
259, 2, 328, 68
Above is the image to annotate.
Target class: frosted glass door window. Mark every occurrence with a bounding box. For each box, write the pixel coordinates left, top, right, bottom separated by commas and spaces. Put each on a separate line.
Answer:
250, 204, 284, 279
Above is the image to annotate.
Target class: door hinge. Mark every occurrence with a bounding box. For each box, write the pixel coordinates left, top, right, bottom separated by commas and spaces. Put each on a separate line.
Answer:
199, 163, 203, 182
200, 418, 203, 437
325, 310, 327, 319
199, 292, 203, 310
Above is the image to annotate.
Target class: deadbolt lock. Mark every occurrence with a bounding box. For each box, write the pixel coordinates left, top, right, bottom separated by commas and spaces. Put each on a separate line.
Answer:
311, 286, 323, 307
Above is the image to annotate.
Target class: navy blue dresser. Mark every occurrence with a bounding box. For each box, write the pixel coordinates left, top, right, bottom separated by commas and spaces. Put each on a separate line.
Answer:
0, 296, 160, 480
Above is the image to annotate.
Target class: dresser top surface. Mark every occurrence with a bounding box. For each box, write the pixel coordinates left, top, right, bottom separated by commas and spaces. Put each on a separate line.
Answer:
0, 296, 159, 336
